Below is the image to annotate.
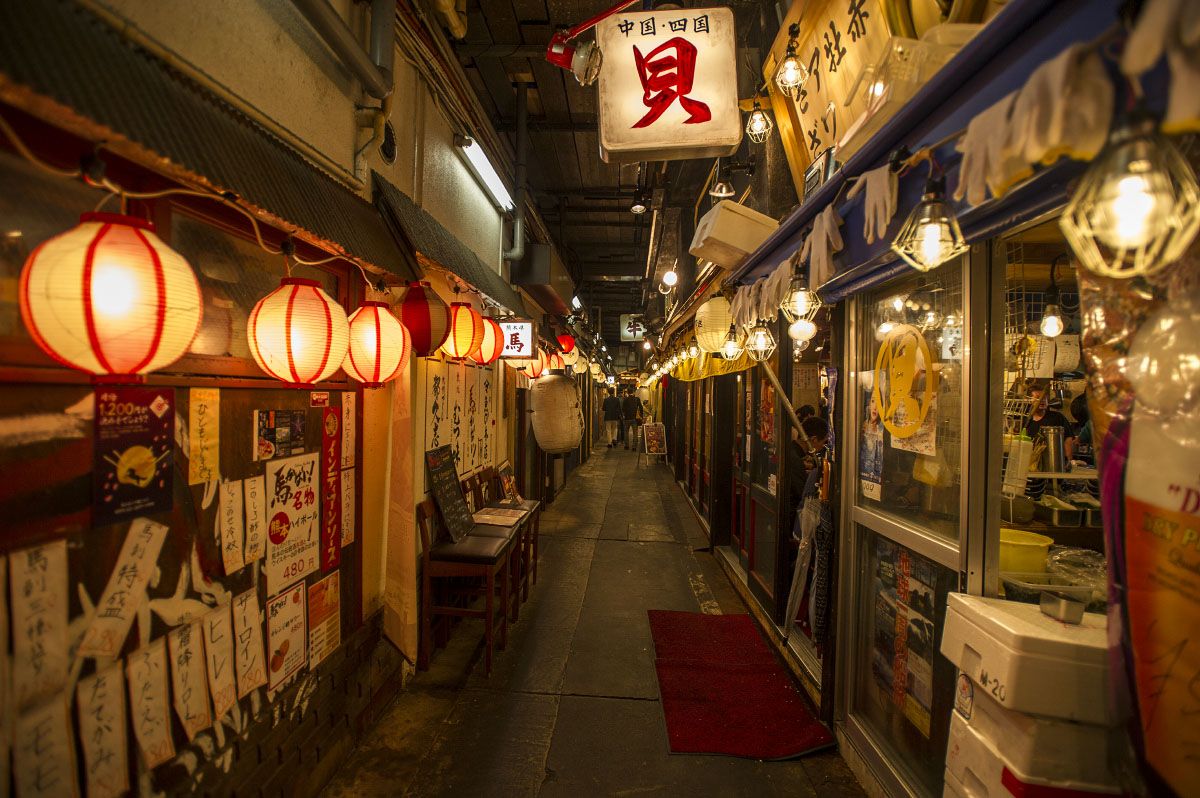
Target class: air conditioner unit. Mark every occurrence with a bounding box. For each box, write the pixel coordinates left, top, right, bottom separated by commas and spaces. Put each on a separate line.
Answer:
689, 201, 779, 270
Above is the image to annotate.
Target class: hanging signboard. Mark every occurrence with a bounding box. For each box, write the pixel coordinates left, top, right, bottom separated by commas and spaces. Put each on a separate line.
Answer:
498, 319, 534, 359
619, 314, 646, 342
597, 7, 741, 163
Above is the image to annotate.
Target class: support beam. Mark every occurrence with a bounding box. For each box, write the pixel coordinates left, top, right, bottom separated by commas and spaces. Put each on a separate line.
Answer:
496, 119, 597, 132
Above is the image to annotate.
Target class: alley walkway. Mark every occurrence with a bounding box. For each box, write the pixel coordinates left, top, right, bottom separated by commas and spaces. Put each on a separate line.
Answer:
323, 448, 865, 797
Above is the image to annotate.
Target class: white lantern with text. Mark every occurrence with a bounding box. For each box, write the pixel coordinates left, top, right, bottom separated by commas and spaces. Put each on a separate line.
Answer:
597, 7, 740, 163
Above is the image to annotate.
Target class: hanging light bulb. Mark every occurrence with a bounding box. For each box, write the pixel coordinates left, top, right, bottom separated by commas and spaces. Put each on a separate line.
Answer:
709, 165, 736, 199
662, 269, 679, 288
1061, 114, 1200, 279
687, 341, 700, 359
774, 23, 807, 99
788, 317, 817, 341
745, 100, 774, 144
780, 272, 818, 321
642, 339, 651, 350
630, 190, 648, 215
720, 325, 744, 361
876, 319, 897, 340
1038, 254, 1066, 338
746, 321, 776, 362
891, 175, 968, 272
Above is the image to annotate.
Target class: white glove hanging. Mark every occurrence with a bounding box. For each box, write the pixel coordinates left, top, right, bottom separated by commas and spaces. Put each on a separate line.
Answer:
954, 92, 1023, 206
846, 164, 897, 245
800, 206, 843, 288
1121, 0, 1200, 133
1009, 44, 1112, 168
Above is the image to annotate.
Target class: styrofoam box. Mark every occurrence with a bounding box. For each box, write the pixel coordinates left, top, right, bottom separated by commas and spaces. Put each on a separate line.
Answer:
940, 593, 1109, 724
946, 711, 1121, 796
953, 671, 1117, 786
688, 200, 778, 269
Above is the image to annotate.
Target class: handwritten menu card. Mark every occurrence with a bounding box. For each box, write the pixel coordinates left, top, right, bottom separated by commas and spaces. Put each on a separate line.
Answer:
168, 620, 211, 741
125, 639, 174, 768
203, 604, 237, 720
14, 695, 77, 798
76, 662, 128, 798
425, 445, 473, 543
78, 518, 168, 658
232, 589, 267, 698
11, 540, 69, 711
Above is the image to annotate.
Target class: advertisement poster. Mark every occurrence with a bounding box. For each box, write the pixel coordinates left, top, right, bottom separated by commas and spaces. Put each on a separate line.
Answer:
267, 583, 307, 691
253, 409, 306, 461
307, 571, 340, 668
265, 453, 319, 595
860, 429, 883, 501
93, 387, 173, 525
187, 387, 219, 485
890, 398, 937, 456
643, 423, 667, 455
320, 407, 342, 572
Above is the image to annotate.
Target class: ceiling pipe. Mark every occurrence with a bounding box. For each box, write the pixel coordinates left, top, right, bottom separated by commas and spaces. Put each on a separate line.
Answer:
292, 0, 394, 100
503, 83, 530, 262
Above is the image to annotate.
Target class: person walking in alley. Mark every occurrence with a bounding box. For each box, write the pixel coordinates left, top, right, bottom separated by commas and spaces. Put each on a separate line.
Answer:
622, 388, 643, 450
602, 388, 621, 448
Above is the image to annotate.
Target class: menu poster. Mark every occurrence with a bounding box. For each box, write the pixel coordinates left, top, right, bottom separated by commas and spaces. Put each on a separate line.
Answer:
202, 604, 237, 721
243, 475, 267, 564
218, 480, 245, 575
498, 463, 521, 504
643, 423, 667, 455
307, 571, 340, 668
187, 387, 220, 485
14, 696, 78, 798
168, 620, 211, 741
341, 391, 356, 469
76, 662, 128, 798
859, 427, 883, 501
77, 518, 168, 658
264, 453, 319, 595
125, 639, 174, 768
254, 409, 307, 461
425, 445, 473, 543
93, 386, 174, 525
11, 540, 69, 711
320, 407, 342, 572
267, 583, 307, 691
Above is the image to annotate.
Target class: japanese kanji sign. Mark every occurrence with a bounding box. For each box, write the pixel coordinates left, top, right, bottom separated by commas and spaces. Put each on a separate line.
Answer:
619, 314, 646, 342
11, 540, 68, 711
125, 639, 174, 768
168, 620, 211, 741
264, 452, 320, 595
232, 589, 268, 698
14, 695, 78, 798
76, 662, 128, 798
320, 406, 342, 572
498, 319, 533, 359
598, 8, 739, 162
77, 518, 168, 659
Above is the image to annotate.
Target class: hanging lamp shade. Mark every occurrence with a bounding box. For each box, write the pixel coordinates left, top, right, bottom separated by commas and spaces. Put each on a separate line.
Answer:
343, 301, 411, 387
247, 277, 349, 385
469, 316, 504, 365
556, 333, 576, 353
19, 212, 202, 380
523, 348, 546, 379
441, 302, 484, 359
571, 357, 588, 374
530, 371, 583, 454
695, 295, 734, 353
396, 281, 450, 356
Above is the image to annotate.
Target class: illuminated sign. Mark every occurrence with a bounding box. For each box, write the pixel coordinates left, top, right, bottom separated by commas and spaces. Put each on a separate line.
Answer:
597, 8, 740, 163
498, 319, 534, 358
619, 314, 646, 342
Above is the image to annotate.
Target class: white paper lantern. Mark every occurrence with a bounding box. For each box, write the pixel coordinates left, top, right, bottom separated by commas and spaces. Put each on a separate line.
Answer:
695, 295, 734, 353
571, 358, 589, 374
343, 301, 411, 387
248, 277, 349, 385
530, 371, 583, 453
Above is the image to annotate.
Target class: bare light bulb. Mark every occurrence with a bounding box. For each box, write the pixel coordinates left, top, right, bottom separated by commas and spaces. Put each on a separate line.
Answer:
688, 343, 699, 358
788, 317, 817, 341
1092, 167, 1173, 250
643, 340, 651, 350
662, 269, 679, 287
1040, 305, 1064, 338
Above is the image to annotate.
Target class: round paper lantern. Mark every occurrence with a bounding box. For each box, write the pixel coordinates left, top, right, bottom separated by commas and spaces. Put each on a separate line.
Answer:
19, 212, 202, 379
523, 348, 545, 379
248, 277, 349, 385
344, 301, 411, 387
470, 316, 504, 365
695, 295, 734, 353
396, 281, 449, 356
547, 352, 565, 371
441, 302, 484, 359
589, 361, 601, 375
556, 333, 576, 353
571, 357, 588, 374
530, 371, 583, 454
561, 348, 579, 366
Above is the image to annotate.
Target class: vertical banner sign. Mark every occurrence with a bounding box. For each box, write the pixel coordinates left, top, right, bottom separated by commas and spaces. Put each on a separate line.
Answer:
14, 697, 78, 798
76, 662, 128, 798
341, 468, 356, 547
202, 604, 237, 721
218, 480, 245, 575
341, 391, 356, 469
243, 475, 267, 564
232, 589, 267, 698
167, 620, 211, 741
187, 387, 219, 484
93, 387, 174, 525
597, 7, 740, 162
77, 518, 168, 658
307, 571, 340, 668
125, 639, 174, 768
267, 583, 307, 691
11, 540, 69, 711
320, 407, 342, 571
264, 453, 319, 595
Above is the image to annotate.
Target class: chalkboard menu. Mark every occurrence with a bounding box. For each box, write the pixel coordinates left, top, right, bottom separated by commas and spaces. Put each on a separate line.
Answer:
643, 423, 667, 455
425, 445, 473, 543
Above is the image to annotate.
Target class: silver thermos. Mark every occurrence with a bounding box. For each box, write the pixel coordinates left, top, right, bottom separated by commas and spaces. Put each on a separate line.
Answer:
1042, 426, 1066, 473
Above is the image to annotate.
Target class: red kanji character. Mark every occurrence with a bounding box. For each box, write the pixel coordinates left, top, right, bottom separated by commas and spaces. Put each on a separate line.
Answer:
631, 37, 711, 129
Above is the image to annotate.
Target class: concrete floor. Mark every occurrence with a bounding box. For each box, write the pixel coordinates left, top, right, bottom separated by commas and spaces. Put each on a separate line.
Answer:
322, 447, 866, 798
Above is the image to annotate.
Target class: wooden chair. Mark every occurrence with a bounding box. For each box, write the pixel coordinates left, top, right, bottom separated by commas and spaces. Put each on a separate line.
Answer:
416, 498, 512, 675
479, 466, 541, 601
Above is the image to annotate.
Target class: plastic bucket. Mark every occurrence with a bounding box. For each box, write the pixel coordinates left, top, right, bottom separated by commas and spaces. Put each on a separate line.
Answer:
1000, 528, 1053, 573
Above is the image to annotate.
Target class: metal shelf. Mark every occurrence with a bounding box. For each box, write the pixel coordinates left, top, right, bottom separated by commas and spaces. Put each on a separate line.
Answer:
1027, 469, 1098, 480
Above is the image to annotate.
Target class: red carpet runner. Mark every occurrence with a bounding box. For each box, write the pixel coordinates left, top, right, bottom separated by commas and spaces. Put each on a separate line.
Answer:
647, 610, 834, 760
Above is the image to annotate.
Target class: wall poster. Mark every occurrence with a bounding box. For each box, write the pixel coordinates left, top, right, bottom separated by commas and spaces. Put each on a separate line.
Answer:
93, 386, 174, 525
308, 571, 340, 669
266, 582, 307, 692
860, 394, 884, 501
253, 409, 306, 461
264, 452, 319, 595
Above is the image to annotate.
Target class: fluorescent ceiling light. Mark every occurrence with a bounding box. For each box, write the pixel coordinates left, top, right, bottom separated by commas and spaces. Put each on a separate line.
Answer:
457, 137, 514, 211
571, 295, 582, 310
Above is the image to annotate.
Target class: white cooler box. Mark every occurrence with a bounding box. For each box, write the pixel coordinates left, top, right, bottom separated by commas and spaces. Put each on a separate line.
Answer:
940, 593, 1110, 725
945, 711, 1121, 796
689, 200, 778, 270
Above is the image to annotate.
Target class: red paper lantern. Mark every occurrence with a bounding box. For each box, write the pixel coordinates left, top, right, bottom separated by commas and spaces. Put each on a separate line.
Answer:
344, 301, 411, 387
523, 348, 545, 379
19, 212, 202, 380
247, 277, 349, 386
441, 302, 484, 359
470, 316, 504, 365
396, 281, 449, 356
556, 333, 576, 353
547, 352, 565, 371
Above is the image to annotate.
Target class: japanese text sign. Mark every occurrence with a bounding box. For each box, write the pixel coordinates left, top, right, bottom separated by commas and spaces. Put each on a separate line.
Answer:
264, 452, 320, 595
619, 314, 646, 342
598, 8, 740, 162
498, 319, 534, 359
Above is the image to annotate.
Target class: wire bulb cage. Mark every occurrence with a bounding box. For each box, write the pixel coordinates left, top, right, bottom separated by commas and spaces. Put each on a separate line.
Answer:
745, 320, 776, 362
745, 101, 774, 144
891, 175, 968, 272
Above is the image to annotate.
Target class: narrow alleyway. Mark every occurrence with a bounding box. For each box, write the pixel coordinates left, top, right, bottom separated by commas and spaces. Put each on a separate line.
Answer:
323, 449, 865, 797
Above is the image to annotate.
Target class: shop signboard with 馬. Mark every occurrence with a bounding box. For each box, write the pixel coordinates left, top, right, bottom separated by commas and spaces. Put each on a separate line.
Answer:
597, 7, 740, 162
499, 319, 534, 359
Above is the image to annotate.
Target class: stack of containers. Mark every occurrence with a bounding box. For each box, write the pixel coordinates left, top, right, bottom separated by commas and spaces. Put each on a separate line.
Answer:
939, 593, 1122, 796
